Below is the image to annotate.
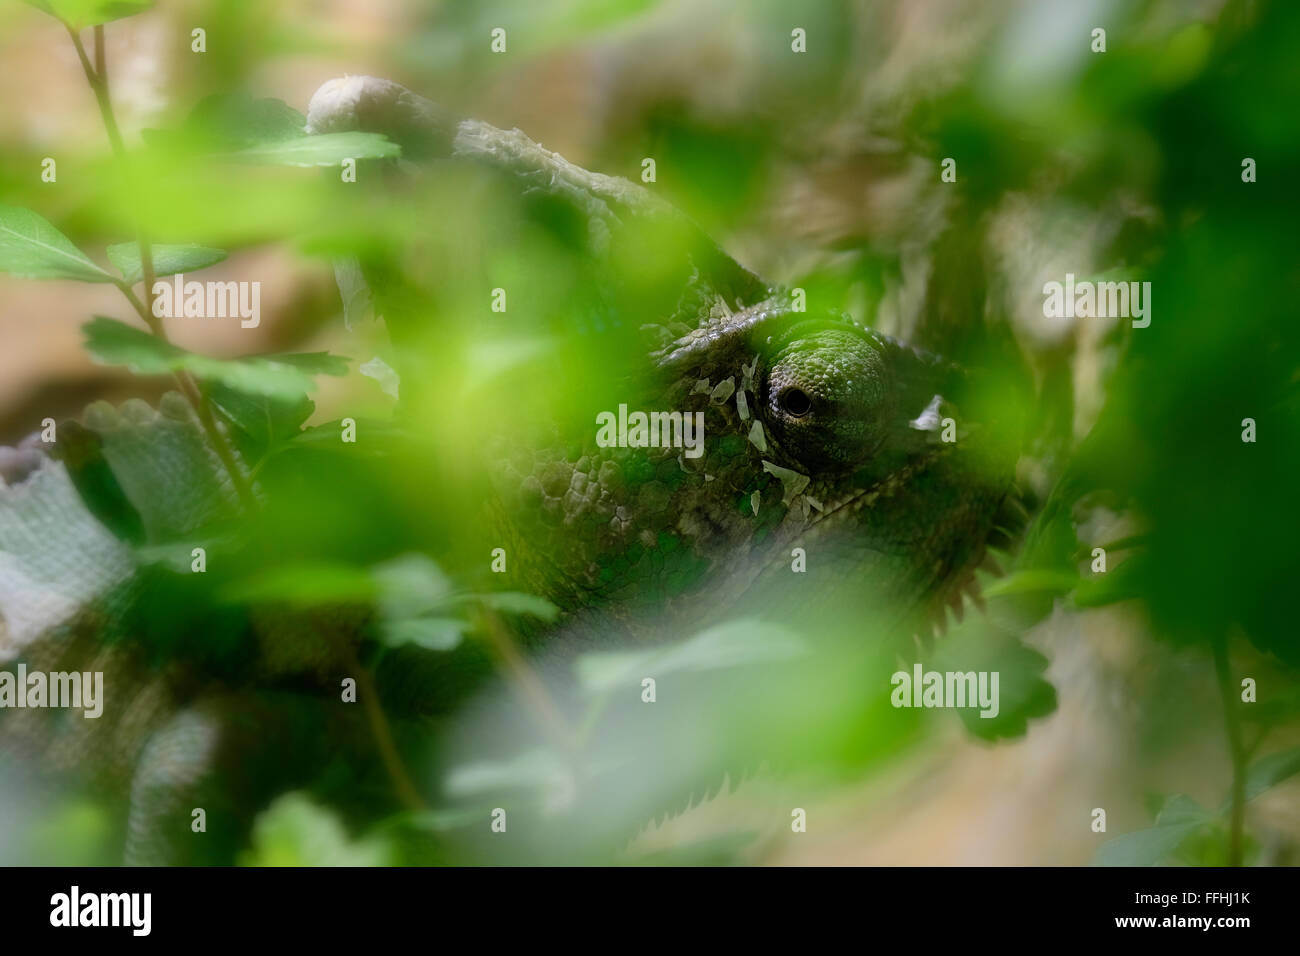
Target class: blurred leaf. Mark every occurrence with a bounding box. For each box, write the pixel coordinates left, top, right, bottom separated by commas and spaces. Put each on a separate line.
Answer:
370, 555, 556, 649
334, 257, 373, 329
445, 748, 573, 801
79, 393, 242, 541
224, 562, 377, 606
938, 627, 1058, 741
1094, 794, 1213, 866
981, 568, 1079, 600
208, 382, 314, 462
0, 205, 113, 283
1094, 821, 1205, 867
379, 616, 467, 652
629, 831, 758, 867
372, 553, 454, 619
475, 592, 559, 621
1242, 746, 1300, 803
84, 317, 347, 399
359, 356, 399, 399
223, 133, 400, 167
576, 619, 806, 694
143, 94, 306, 152
1156, 793, 1215, 826
107, 242, 227, 285
23, 798, 116, 866
1243, 686, 1300, 726
240, 792, 390, 866
27, 0, 151, 27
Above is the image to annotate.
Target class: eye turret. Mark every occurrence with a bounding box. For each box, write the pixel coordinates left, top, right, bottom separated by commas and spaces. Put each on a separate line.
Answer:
762, 328, 893, 470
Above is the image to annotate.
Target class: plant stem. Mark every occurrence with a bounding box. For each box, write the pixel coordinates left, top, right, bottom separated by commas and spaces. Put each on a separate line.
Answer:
479, 607, 578, 764
65, 21, 256, 510
1212, 634, 1246, 866
340, 641, 426, 812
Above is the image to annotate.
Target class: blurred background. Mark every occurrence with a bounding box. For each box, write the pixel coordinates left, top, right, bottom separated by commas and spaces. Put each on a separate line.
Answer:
1, 0, 1298, 866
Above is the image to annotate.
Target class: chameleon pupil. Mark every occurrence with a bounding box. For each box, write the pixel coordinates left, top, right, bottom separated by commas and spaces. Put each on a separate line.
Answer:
782, 387, 812, 417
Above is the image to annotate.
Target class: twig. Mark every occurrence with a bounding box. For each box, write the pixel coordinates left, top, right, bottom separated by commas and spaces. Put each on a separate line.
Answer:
339, 640, 426, 811
64, 21, 256, 510
1212, 634, 1247, 866
478, 607, 577, 763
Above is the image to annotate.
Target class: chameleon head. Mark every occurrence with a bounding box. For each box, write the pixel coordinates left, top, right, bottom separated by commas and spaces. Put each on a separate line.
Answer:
762, 323, 895, 470
642, 298, 1017, 629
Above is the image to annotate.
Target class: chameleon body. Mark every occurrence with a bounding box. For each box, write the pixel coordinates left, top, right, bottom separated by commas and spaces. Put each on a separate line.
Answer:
0, 77, 1018, 864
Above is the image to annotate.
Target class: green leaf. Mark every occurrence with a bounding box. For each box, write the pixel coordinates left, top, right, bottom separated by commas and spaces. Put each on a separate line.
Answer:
1094, 794, 1214, 866
359, 356, 400, 399
1243, 746, 1300, 802
239, 792, 390, 866
107, 243, 227, 285
475, 591, 559, 621
143, 94, 307, 152
980, 568, 1079, 600
939, 630, 1058, 741
1093, 821, 1205, 867
378, 617, 467, 652
223, 132, 401, 167
84, 317, 347, 400
372, 553, 454, 619
79, 392, 243, 541
333, 257, 373, 329
27, 0, 152, 28
0, 205, 113, 283
1155, 793, 1214, 826
576, 619, 806, 695
207, 382, 314, 462
223, 562, 377, 606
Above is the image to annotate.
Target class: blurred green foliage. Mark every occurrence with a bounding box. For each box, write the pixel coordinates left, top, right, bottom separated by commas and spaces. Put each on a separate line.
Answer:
1, 0, 1298, 866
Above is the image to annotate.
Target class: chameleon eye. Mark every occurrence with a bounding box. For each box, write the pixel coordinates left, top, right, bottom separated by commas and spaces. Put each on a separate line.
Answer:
780, 387, 813, 418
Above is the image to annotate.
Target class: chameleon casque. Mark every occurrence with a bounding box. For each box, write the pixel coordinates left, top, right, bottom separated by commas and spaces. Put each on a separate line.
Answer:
0, 77, 1024, 865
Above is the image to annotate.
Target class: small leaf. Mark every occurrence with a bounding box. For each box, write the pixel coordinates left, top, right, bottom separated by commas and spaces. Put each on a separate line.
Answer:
981, 568, 1080, 600
84, 317, 347, 400
475, 591, 560, 622
143, 94, 307, 152
239, 792, 390, 867
208, 382, 314, 462
107, 243, 227, 285
1243, 746, 1300, 802
27, 0, 152, 28
378, 617, 466, 652
1155, 793, 1214, 826
372, 553, 454, 619
1094, 794, 1214, 866
1093, 821, 1205, 867
0, 206, 113, 283
358, 357, 399, 399
936, 626, 1058, 741
223, 132, 400, 167
334, 257, 373, 329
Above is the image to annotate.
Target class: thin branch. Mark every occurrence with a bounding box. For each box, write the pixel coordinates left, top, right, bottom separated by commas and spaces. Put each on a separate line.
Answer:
1212, 634, 1247, 866
340, 640, 426, 812
65, 22, 256, 510
478, 607, 578, 764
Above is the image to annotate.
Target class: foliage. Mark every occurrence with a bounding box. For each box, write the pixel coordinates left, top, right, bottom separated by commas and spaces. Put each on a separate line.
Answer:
1, 0, 1298, 867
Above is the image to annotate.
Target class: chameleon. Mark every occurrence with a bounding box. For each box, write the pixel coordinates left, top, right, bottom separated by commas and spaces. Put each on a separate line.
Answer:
0, 76, 1024, 865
